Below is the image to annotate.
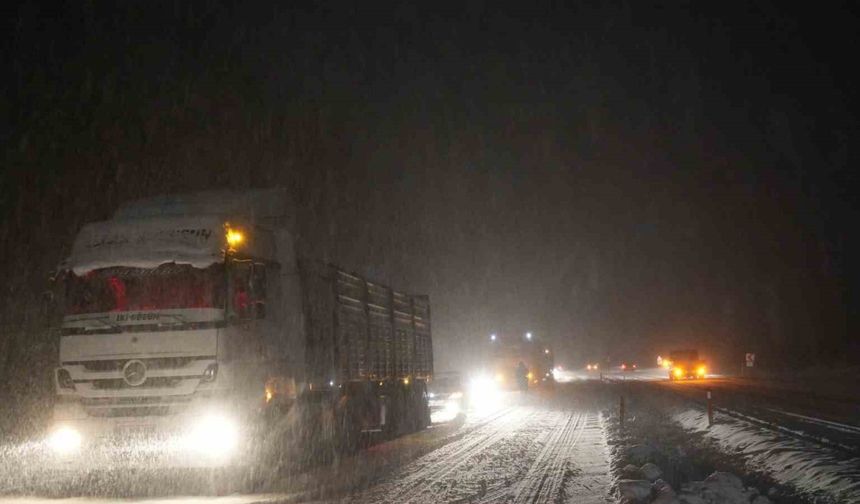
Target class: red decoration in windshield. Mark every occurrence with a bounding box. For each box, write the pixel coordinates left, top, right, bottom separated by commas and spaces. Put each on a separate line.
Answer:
107, 276, 128, 311
66, 265, 224, 315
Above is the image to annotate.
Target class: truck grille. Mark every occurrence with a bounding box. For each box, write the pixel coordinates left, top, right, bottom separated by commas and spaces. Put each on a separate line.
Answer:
76, 356, 205, 372
91, 377, 183, 389
88, 406, 173, 417
82, 395, 194, 417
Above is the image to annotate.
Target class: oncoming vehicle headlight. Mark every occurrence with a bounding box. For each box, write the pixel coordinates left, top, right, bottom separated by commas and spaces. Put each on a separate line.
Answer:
697, 366, 707, 376
470, 375, 497, 395
469, 374, 502, 413
673, 368, 684, 378
48, 425, 82, 455
184, 414, 239, 458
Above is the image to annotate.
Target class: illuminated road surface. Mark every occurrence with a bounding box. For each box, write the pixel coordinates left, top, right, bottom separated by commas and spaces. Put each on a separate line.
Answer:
0, 386, 612, 504
350, 398, 611, 503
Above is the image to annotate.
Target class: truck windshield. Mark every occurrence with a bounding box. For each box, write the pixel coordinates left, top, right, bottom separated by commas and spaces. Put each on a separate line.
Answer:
65, 263, 225, 315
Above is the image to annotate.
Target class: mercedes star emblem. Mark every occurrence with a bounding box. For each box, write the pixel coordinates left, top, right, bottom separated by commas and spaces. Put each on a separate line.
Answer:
122, 359, 147, 387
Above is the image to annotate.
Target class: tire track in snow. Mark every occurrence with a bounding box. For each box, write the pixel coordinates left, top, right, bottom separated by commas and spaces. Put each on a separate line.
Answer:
475, 411, 609, 504
453, 409, 561, 504
359, 407, 533, 503
352, 404, 611, 504
508, 411, 586, 504
560, 413, 612, 504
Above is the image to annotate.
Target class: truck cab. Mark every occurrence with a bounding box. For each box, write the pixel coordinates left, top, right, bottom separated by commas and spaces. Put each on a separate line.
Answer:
49, 192, 294, 464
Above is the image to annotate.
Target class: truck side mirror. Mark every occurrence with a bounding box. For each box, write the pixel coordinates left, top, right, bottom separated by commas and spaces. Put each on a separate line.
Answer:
251, 263, 267, 319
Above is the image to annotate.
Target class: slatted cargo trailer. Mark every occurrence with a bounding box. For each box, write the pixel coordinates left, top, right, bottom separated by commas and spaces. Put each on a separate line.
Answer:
300, 261, 433, 387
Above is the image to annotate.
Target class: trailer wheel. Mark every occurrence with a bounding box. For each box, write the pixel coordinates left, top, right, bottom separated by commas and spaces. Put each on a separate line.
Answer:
382, 383, 408, 437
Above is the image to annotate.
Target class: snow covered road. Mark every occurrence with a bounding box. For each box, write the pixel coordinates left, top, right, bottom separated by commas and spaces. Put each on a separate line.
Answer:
349, 395, 611, 504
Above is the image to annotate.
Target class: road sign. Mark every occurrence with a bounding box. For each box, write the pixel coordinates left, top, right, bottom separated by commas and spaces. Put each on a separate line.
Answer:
745, 353, 755, 367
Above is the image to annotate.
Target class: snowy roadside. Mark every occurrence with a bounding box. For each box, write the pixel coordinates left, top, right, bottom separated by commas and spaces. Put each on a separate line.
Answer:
605, 405, 784, 504
603, 380, 860, 504
674, 409, 860, 503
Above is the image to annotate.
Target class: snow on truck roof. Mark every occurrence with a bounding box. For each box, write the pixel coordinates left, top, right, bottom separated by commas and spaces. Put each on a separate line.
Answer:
65, 215, 226, 275
64, 189, 286, 275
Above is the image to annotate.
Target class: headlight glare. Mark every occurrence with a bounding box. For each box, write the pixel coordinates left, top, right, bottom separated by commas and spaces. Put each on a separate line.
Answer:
48, 425, 81, 455
184, 414, 238, 458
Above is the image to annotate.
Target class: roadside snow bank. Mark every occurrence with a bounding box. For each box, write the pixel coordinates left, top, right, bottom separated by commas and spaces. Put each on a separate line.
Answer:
677, 471, 768, 503
617, 468, 774, 504
674, 408, 860, 503
603, 385, 802, 504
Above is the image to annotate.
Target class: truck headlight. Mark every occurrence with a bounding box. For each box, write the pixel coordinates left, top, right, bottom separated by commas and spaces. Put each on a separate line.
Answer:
470, 375, 497, 395
48, 425, 82, 455
469, 375, 502, 413
184, 414, 238, 458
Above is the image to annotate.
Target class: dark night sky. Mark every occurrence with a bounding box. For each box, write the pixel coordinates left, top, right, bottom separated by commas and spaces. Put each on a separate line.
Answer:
1, 1, 858, 377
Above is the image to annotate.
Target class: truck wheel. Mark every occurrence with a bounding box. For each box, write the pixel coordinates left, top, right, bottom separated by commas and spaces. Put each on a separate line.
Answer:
385, 384, 409, 437
414, 380, 430, 431
336, 404, 362, 453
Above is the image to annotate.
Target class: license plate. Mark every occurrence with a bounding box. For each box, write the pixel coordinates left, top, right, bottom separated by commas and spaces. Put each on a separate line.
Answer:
114, 422, 156, 436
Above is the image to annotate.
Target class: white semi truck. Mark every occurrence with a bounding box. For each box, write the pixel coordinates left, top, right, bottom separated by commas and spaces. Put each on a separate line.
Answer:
48, 189, 433, 465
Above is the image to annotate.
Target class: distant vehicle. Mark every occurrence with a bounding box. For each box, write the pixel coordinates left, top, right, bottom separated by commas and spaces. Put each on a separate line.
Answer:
428, 372, 466, 419
585, 363, 600, 371
515, 361, 530, 392
668, 349, 706, 380
485, 332, 555, 390
620, 362, 637, 371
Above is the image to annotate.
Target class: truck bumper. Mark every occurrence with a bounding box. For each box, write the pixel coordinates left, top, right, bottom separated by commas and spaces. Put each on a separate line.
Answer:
47, 398, 251, 469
